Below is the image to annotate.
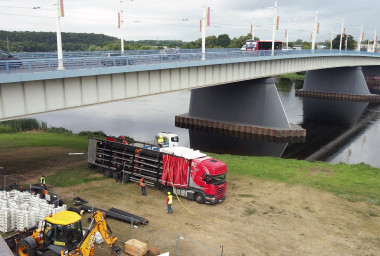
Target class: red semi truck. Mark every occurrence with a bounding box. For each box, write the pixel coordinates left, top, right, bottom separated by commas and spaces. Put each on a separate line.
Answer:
87, 136, 227, 204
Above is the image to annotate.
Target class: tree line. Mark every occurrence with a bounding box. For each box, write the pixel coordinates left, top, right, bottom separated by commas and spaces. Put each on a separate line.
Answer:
1, 30, 369, 52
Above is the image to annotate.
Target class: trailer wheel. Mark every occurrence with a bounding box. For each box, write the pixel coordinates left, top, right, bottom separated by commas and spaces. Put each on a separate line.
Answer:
195, 193, 205, 204
123, 173, 130, 183
16, 238, 36, 256
103, 169, 111, 177
162, 185, 173, 195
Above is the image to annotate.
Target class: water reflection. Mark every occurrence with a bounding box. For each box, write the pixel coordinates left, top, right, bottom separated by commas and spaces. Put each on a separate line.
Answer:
282, 98, 370, 160
188, 129, 287, 157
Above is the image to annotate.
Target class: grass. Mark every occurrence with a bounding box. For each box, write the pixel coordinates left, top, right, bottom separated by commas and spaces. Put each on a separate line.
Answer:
0, 132, 88, 151
1, 131, 380, 207
209, 154, 380, 206
276, 72, 305, 81
47, 167, 107, 187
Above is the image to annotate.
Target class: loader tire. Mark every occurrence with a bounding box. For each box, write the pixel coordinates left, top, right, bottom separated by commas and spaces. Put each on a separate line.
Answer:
16, 238, 36, 256
43, 250, 60, 256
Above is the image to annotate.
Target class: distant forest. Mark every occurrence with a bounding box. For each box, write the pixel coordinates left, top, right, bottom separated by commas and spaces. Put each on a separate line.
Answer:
0, 30, 351, 52
0, 30, 186, 52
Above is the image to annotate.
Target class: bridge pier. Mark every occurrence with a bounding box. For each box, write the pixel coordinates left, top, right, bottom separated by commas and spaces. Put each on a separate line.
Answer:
175, 78, 305, 142
296, 67, 380, 102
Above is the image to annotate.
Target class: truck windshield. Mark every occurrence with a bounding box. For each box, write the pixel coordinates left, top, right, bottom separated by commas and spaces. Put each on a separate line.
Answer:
211, 174, 226, 185
171, 136, 179, 142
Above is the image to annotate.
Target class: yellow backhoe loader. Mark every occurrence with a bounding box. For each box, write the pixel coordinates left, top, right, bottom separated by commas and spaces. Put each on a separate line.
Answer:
14, 210, 123, 256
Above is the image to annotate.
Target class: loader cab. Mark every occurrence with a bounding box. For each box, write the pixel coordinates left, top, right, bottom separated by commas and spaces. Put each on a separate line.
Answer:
156, 132, 179, 148
43, 211, 83, 253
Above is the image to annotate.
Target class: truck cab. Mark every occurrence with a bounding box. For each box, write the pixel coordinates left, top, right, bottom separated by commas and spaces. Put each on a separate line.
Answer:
155, 132, 179, 148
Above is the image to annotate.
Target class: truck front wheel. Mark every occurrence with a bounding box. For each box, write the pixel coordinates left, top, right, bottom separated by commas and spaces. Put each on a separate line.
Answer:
194, 193, 205, 204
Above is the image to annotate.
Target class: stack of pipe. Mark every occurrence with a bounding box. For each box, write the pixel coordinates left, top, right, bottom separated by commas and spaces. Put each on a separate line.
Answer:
79, 205, 148, 225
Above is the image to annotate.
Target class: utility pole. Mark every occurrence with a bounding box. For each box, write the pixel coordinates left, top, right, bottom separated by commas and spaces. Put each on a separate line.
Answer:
373, 29, 377, 52
339, 18, 344, 52
286, 20, 289, 49
357, 24, 363, 51
271, 1, 277, 56
251, 19, 255, 40
120, 0, 124, 54
56, 0, 64, 70
201, 5, 207, 61
311, 10, 318, 52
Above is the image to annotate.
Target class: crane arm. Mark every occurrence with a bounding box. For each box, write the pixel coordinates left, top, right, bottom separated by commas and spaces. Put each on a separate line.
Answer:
66, 211, 122, 256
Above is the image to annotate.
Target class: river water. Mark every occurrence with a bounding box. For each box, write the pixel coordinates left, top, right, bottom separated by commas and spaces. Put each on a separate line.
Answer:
33, 79, 380, 168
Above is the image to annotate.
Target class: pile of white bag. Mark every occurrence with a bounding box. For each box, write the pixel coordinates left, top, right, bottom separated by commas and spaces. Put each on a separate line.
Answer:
0, 190, 66, 232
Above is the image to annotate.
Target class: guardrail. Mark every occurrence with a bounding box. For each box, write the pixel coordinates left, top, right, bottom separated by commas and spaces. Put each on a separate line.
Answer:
11, 48, 242, 59
1, 49, 379, 76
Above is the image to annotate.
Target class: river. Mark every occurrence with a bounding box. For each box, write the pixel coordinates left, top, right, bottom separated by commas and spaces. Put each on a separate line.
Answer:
33, 79, 380, 168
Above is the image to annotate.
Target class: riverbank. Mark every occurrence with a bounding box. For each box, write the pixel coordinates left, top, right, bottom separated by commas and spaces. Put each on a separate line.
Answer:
1, 131, 379, 205
1, 132, 379, 255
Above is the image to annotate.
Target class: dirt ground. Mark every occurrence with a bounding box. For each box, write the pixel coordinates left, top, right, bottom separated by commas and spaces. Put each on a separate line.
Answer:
1, 147, 380, 256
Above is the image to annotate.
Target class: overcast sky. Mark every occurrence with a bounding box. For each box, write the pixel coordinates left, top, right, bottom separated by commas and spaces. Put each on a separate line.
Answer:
0, 0, 378, 43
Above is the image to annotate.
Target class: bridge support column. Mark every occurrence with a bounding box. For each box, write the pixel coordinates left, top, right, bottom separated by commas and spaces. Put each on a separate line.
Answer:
175, 78, 305, 142
296, 67, 380, 102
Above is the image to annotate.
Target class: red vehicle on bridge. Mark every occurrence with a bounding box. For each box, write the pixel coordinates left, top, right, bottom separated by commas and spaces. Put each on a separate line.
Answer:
245, 40, 283, 51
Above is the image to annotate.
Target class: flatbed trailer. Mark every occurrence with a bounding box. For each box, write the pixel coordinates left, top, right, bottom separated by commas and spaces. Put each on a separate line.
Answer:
88, 137, 227, 204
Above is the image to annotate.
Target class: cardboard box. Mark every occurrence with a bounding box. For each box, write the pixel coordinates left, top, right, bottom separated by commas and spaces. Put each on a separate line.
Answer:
125, 239, 147, 256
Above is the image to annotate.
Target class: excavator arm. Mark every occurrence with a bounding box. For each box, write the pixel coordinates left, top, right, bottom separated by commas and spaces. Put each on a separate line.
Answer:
64, 211, 123, 256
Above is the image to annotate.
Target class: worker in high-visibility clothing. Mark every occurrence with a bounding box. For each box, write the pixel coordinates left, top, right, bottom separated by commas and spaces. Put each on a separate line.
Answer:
140, 177, 146, 196
166, 192, 173, 214
157, 135, 164, 148
40, 174, 46, 189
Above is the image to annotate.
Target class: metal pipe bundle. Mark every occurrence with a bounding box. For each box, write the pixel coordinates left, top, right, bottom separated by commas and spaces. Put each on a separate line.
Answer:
80, 205, 141, 225
108, 207, 148, 225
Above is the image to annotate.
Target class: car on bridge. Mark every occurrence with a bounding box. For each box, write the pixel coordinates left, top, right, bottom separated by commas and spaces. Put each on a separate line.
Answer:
0, 50, 22, 69
100, 52, 135, 67
159, 48, 180, 61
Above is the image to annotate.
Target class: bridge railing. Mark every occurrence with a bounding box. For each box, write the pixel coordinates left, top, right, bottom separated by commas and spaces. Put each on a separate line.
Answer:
1, 49, 379, 76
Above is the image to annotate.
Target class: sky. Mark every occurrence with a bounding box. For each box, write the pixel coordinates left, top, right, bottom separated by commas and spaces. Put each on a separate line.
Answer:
0, 0, 378, 43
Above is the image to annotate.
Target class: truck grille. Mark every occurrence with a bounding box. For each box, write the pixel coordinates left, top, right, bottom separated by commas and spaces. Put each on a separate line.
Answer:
215, 184, 226, 200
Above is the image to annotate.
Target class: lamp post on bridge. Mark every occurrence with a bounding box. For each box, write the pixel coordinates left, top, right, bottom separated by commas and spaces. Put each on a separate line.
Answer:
339, 18, 344, 52
55, 0, 64, 70
366, 30, 377, 52
311, 10, 319, 52
357, 24, 364, 52
119, 0, 133, 55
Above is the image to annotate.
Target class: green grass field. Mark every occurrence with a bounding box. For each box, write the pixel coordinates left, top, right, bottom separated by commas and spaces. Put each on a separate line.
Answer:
1, 132, 379, 206
209, 154, 380, 205
0, 132, 88, 151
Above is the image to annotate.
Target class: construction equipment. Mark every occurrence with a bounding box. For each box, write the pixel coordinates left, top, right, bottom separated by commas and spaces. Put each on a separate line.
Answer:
88, 136, 227, 204
13, 210, 123, 256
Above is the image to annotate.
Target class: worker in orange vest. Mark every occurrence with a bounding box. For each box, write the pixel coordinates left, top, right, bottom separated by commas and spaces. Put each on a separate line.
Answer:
140, 177, 146, 196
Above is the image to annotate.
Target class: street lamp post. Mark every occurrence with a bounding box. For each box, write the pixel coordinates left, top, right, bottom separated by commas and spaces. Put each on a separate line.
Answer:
339, 18, 344, 52
311, 10, 318, 52
357, 24, 363, 51
201, 5, 206, 60
119, 0, 133, 55
56, 0, 64, 70
271, 1, 277, 56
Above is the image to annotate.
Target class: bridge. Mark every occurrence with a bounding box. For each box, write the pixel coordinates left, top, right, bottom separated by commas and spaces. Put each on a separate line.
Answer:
1, 49, 380, 141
